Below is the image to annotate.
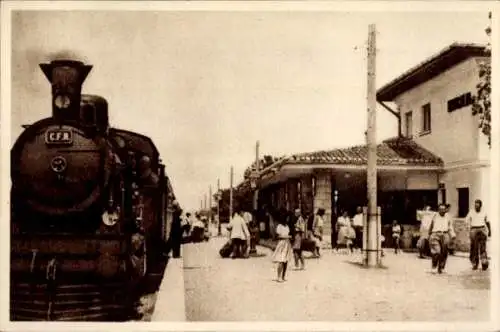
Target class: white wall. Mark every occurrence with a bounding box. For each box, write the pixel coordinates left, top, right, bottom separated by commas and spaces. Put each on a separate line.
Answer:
439, 166, 483, 219
406, 172, 439, 190
378, 171, 439, 191
395, 57, 489, 166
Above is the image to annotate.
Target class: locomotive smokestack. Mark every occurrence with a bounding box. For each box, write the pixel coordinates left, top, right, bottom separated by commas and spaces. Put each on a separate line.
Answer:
39, 60, 92, 122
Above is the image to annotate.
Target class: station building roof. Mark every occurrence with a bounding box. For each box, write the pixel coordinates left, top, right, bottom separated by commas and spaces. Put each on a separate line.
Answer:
377, 43, 488, 102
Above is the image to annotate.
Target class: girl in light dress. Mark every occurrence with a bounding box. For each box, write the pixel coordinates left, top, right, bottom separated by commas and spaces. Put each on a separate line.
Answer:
271, 213, 293, 282
345, 220, 357, 254
336, 210, 351, 254
312, 209, 325, 257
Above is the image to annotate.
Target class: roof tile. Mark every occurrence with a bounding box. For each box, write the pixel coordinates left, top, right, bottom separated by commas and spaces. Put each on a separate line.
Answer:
288, 137, 443, 167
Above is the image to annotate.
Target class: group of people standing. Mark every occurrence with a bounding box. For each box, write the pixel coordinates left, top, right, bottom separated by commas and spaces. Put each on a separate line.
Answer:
333, 208, 403, 255
416, 199, 490, 274
226, 209, 260, 259
224, 198, 491, 282
333, 208, 364, 254
270, 208, 325, 282
180, 212, 208, 242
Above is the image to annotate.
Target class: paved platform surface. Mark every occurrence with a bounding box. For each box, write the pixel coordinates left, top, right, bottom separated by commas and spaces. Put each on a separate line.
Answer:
183, 237, 490, 322
150, 257, 186, 321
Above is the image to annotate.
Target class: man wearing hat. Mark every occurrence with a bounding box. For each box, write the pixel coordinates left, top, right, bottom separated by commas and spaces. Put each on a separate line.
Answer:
292, 208, 306, 270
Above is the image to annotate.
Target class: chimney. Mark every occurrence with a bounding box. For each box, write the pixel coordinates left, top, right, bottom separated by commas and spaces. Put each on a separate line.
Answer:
40, 60, 92, 122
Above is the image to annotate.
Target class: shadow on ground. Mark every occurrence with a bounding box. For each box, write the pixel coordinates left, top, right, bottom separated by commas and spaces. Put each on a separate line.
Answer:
448, 270, 491, 290
344, 260, 389, 269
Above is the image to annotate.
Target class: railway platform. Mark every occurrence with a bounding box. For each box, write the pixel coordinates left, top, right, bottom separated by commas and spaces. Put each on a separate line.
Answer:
150, 257, 186, 321
182, 237, 490, 321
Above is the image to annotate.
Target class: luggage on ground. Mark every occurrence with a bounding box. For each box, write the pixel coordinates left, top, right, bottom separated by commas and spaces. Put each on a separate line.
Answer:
219, 240, 233, 258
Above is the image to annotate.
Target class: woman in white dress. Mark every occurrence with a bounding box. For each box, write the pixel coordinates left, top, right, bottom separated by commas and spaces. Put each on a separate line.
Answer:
336, 210, 351, 253
271, 213, 293, 282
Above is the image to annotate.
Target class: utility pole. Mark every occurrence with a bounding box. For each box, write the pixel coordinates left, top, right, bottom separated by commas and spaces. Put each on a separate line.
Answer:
209, 185, 212, 223
217, 178, 221, 236
204, 194, 207, 211
249, 141, 260, 255
253, 140, 260, 211
229, 166, 234, 222
365, 23, 381, 267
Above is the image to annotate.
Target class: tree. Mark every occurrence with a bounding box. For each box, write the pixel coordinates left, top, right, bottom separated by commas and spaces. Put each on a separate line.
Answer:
243, 154, 285, 179
472, 12, 492, 147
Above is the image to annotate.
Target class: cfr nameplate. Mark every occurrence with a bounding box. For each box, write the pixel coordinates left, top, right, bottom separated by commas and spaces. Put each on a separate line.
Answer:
45, 129, 73, 145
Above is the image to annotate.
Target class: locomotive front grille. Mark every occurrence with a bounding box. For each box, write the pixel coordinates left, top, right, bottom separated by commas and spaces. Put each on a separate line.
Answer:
11, 234, 126, 255
11, 234, 128, 276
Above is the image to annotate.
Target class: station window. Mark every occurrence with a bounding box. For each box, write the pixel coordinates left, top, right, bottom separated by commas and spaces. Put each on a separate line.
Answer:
405, 111, 413, 138
447, 92, 473, 113
421, 103, 431, 134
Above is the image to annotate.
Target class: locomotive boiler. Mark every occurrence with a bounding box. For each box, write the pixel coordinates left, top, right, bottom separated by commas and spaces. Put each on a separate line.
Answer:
10, 59, 175, 321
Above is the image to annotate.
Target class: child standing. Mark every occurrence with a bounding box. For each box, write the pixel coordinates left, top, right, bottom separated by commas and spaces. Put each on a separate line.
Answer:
271, 215, 293, 282
292, 209, 306, 270
346, 220, 357, 254
392, 220, 402, 254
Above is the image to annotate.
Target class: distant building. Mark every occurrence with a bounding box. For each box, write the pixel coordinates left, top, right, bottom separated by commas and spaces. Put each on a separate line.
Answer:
236, 43, 490, 250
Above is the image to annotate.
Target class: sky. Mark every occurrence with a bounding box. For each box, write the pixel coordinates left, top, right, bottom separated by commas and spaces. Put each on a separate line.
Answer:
9, 8, 491, 212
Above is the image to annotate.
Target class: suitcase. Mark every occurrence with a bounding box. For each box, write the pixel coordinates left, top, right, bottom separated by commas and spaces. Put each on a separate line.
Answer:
301, 238, 316, 253
219, 240, 233, 258
191, 226, 205, 243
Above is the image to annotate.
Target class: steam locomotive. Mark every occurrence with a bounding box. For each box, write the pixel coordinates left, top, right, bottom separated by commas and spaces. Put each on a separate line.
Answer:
10, 59, 176, 321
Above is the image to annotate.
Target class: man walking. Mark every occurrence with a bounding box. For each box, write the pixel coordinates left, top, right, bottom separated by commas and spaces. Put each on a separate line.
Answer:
417, 206, 434, 258
428, 204, 456, 274
229, 209, 250, 259
466, 199, 490, 271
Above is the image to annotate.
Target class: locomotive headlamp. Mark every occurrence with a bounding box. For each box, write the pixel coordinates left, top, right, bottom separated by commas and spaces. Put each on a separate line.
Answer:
54, 94, 71, 109
102, 209, 119, 227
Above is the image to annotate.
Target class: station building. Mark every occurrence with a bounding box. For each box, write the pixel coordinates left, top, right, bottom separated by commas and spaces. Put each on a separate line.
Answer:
236, 43, 490, 251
